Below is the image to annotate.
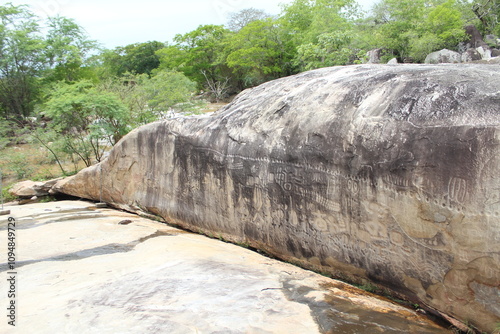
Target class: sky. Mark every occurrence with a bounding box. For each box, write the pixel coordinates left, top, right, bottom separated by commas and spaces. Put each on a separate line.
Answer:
6, 0, 377, 49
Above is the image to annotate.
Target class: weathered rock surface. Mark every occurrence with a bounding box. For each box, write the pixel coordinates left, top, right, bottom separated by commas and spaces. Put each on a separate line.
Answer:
461, 48, 482, 62
464, 25, 490, 49
54, 64, 500, 332
424, 49, 461, 64
9, 178, 61, 198
0, 201, 450, 333
387, 58, 398, 65
366, 48, 382, 64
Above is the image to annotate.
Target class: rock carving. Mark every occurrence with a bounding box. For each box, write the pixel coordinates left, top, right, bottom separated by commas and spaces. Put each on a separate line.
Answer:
54, 64, 500, 332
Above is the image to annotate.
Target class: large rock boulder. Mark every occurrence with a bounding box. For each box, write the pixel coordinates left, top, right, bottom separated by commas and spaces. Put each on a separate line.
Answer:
424, 49, 461, 64
54, 64, 500, 332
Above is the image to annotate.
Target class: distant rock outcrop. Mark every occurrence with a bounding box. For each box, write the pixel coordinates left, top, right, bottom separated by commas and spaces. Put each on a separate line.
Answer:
54, 65, 500, 333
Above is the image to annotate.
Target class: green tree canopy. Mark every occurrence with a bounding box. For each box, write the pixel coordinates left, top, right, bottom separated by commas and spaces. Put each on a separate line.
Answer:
0, 3, 45, 118
100, 41, 165, 77
44, 16, 98, 82
224, 18, 296, 88
368, 0, 466, 62
44, 80, 129, 165
0, 3, 99, 119
280, 0, 360, 45
162, 25, 230, 87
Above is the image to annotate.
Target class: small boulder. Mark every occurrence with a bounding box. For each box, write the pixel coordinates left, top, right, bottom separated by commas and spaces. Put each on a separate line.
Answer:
9, 178, 62, 198
424, 49, 461, 64
476, 46, 492, 60
462, 48, 482, 62
387, 58, 398, 65
491, 49, 500, 57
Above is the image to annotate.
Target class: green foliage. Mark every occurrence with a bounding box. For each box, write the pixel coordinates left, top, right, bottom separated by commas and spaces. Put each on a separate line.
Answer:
98, 73, 154, 126
0, 118, 14, 149
0, 4, 45, 118
44, 80, 129, 166
100, 41, 164, 77
0, 4, 99, 119
225, 18, 296, 88
358, 282, 377, 293
163, 25, 230, 88
367, 0, 467, 62
7, 152, 33, 179
278, 0, 361, 72
464, 0, 500, 35
1, 185, 16, 203
295, 31, 354, 70
143, 70, 197, 113
280, 0, 360, 45
44, 16, 99, 82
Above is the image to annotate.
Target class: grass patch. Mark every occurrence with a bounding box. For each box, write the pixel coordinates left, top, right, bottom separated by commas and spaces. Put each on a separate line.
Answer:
1, 185, 16, 203
0, 142, 85, 189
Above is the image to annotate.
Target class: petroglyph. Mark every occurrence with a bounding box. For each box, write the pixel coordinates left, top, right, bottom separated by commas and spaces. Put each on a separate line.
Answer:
54, 65, 500, 333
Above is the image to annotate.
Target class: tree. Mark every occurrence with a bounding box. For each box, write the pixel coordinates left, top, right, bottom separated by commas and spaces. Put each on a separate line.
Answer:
280, 0, 360, 45
44, 80, 129, 166
409, 0, 467, 61
98, 73, 153, 126
227, 8, 271, 31
464, 0, 500, 35
295, 31, 354, 70
44, 16, 98, 82
162, 25, 230, 88
0, 4, 100, 119
142, 70, 197, 114
367, 0, 466, 62
279, 0, 361, 70
225, 18, 296, 88
100, 41, 164, 77
0, 4, 45, 118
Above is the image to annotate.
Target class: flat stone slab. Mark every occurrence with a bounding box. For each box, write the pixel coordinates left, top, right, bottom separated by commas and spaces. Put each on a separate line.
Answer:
0, 201, 450, 333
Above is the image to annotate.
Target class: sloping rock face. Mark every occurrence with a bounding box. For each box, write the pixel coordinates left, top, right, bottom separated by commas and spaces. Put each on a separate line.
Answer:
55, 65, 500, 332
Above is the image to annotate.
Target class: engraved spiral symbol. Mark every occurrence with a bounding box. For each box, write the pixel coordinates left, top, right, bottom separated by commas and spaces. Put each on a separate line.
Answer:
448, 178, 467, 203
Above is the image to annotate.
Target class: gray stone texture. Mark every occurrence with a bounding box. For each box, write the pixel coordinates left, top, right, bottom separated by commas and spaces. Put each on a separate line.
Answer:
9, 178, 61, 198
461, 48, 482, 62
54, 64, 500, 333
366, 48, 382, 64
0, 201, 451, 333
424, 49, 461, 64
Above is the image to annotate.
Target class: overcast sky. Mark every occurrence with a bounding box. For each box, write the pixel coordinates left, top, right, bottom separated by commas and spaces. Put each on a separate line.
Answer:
7, 0, 377, 49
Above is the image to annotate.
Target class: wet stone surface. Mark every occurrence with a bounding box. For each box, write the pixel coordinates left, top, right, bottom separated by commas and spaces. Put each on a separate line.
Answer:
0, 201, 450, 333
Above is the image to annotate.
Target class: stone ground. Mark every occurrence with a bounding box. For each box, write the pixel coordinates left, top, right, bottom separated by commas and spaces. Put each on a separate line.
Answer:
0, 201, 451, 334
